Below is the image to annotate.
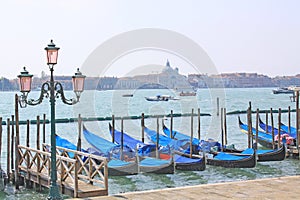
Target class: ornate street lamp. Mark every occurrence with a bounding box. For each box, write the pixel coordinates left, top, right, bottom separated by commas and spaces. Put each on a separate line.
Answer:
18, 40, 86, 200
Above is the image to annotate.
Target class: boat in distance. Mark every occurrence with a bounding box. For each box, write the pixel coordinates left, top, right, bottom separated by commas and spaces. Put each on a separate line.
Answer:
179, 91, 196, 96
272, 87, 294, 94
122, 94, 133, 97
145, 95, 179, 101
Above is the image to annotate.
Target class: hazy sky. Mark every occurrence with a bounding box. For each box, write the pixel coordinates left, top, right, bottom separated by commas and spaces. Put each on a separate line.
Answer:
0, 0, 299, 79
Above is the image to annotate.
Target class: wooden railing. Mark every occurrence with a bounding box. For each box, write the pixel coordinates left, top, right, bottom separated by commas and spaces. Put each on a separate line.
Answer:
17, 144, 108, 197
42, 144, 108, 189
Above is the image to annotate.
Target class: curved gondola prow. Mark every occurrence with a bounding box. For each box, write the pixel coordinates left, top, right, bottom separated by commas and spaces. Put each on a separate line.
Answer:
238, 116, 243, 126
259, 117, 265, 126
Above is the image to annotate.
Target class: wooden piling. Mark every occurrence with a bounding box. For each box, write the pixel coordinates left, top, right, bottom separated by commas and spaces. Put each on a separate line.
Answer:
112, 115, 115, 143
15, 94, 20, 189
11, 115, 14, 171
190, 109, 194, 158
221, 108, 224, 151
278, 108, 281, 148
197, 108, 201, 140
0, 117, 2, 169
141, 113, 145, 143
288, 106, 291, 134
120, 118, 124, 160
247, 107, 251, 148
77, 114, 82, 151
43, 114, 46, 144
266, 111, 269, 133
36, 115, 41, 191
217, 97, 219, 116
296, 91, 299, 155
170, 110, 173, 139
256, 109, 259, 150
270, 108, 275, 149
156, 117, 159, 159
224, 108, 227, 145
6, 118, 10, 183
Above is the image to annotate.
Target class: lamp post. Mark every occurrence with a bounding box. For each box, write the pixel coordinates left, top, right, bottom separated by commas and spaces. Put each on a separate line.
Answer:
18, 40, 86, 200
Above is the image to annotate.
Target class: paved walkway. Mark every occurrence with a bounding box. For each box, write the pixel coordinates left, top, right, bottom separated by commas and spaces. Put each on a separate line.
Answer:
72, 175, 300, 200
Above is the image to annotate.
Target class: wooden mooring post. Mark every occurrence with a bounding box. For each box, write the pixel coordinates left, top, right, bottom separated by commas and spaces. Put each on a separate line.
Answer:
197, 108, 201, 140
270, 108, 275, 149
170, 110, 173, 139
6, 118, 10, 183
255, 109, 259, 150
156, 117, 159, 159
221, 108, 224, 151
278, 108, 282, 148
141, 113, 145, 143
190, 109, 194, 158
112, 114, 115, 143
288, 106, 291, 134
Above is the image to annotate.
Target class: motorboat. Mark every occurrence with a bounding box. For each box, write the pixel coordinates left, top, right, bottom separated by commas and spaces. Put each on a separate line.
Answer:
145, 95, 179, 101
272, 87, 294, 94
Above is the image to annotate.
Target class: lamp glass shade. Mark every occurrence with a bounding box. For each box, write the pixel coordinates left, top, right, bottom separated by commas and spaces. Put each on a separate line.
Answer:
19, 76, 32, 92
72, 68, 86, 92
72, 77, 85, 92
18, 67, 33, 93
45, 40, 60, 65
46, 49, 59, 65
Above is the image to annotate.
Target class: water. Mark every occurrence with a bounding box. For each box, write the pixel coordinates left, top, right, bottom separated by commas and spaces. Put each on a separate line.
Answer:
0, 88, 299, 198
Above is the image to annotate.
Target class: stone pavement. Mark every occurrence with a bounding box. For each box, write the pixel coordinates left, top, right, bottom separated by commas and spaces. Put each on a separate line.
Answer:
71, 175, 300, 200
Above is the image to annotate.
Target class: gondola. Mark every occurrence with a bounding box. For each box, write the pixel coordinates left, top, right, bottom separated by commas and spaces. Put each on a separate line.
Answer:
238, 117, 286, 161
82, 125, 139, 176
239, 117, 274, 148
162, 124, 256, 168
259, 118, 296, 143
206, 149, 256, 168
107, 124, 174, 174
109, 124, 205, 171
163, 123, 239, 154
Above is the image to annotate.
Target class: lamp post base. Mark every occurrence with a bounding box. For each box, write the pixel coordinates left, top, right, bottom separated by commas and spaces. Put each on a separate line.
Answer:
48, 184, 62, 200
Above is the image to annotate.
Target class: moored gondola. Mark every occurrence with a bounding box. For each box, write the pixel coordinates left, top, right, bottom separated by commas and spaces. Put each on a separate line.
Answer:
110, 124, 205, 171
238, 117, 286, 161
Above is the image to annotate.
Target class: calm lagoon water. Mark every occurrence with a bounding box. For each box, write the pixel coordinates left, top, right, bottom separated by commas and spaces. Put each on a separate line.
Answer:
0, 88, 299, 199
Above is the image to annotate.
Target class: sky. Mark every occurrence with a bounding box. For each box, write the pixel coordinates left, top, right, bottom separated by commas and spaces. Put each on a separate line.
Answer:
0, 0, 299, 79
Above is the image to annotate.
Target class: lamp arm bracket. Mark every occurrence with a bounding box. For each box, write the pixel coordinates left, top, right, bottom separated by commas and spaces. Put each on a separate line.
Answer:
54, 81, 78, 105
26, 82, 51, 106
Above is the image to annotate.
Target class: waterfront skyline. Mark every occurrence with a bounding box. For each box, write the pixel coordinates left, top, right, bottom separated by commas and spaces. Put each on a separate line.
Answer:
0, 0, 299, 79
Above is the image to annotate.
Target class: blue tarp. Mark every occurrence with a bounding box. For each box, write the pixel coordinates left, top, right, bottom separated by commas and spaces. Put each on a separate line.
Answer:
163, 125, 199, 145
144, 127, 192, 154
173, 154, 202, 164
108, 159, 135, 167
214, 152, 251, 161
56, 135, 78, 158
109, 125, 161, 156
239, 122, 273, 143
139, 157, 171, 167
279, 123, 297, 138
259, 120, 296, 138
83, 126, 135, 160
